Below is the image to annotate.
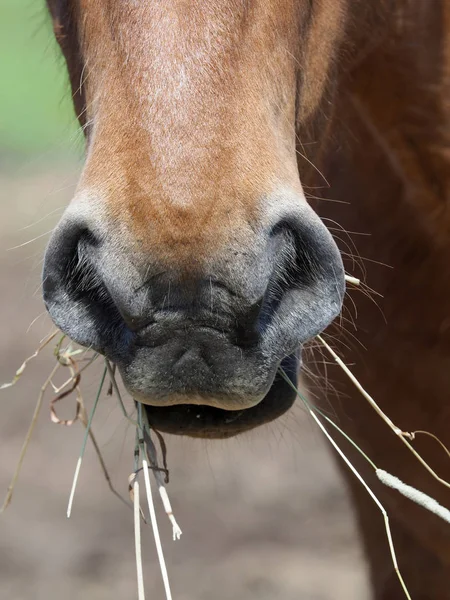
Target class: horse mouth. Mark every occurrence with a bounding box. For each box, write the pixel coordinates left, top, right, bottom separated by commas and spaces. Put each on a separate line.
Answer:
142, 354, 299, 439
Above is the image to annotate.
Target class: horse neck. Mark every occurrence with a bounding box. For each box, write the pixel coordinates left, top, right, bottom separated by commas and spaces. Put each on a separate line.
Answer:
309, 0, 450, 390
344, 0, 450, 244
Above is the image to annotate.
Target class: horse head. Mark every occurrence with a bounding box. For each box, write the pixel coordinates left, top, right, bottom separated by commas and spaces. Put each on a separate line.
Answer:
43, 0, 346, 437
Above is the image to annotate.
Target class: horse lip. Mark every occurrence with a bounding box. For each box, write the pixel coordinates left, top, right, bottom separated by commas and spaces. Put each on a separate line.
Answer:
132, 389, 264, 411
141, 353, 299, 438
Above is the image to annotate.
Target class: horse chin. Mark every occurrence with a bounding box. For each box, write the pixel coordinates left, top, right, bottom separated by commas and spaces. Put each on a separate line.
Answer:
142, 354, 299, 439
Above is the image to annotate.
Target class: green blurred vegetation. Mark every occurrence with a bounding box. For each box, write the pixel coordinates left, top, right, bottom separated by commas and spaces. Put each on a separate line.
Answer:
0, 0, 80, 157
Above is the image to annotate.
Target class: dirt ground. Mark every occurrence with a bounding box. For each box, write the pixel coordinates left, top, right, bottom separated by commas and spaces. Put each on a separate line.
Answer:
0, 165, 369, 600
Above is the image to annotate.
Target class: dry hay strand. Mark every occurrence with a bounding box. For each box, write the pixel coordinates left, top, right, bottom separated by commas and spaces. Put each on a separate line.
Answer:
317, 335, 450, 489
279, 369, 412, 600
4, 314, 450, 600
1, 333, 180, 600
280, 335, 450, 600
1, 337, 125, 512
0, 330, 59, 391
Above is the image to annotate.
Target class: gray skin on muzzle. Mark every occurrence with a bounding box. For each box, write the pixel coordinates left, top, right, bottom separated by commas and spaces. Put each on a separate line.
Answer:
43, 199, 344, 438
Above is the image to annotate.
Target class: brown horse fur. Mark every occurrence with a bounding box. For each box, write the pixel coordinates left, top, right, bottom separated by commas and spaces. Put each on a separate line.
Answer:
45, 0, 450, 598
303, 2, 450, 598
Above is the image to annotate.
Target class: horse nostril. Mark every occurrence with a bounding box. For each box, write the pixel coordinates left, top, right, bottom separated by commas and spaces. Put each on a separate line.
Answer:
254, 214, 345, 347
270, 219, 317, 286
43, 222, 128, 354
45, 227, 103, 305
66, 233, 110, 307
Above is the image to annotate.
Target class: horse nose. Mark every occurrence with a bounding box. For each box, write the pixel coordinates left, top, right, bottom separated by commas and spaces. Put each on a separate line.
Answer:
43, 202, 344, 407
42, 215, 264, 358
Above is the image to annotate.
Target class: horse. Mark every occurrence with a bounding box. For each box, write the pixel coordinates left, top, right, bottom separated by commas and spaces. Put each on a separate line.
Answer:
43, 1, 450, 598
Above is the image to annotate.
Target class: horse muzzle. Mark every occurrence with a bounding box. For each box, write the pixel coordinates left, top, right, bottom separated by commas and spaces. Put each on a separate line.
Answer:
42, 191, 344, 436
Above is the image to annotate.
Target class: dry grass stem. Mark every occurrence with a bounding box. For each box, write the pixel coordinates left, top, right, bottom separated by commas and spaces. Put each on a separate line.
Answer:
344, 275, 361, 286
2, 342, 99, 513
142, 410, 182, 540
50, 359, 82, 425
142, 459, 174, 600
317, 335, 450, 489
76, 388, 131, 511
129, 472, 148, 524
159, 486, 182, 541
406, 430, 450, 461
145, 439, 181, 539
281, 368, 450, 562
1, 362, 60, 512
1, 330, 59, 390
67, 367, 107, 518
105, 359, 138, 426
47, 354, 129, 510
377, 469, 450, 524
278, 369, 411, 599
307, 407, 411, 599
67, 458, 83, 518
137, 403, 175, 599
49, 353, 98, 394
133, 478, 146, 600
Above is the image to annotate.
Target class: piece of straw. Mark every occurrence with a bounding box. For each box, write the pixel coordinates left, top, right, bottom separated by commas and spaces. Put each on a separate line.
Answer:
50, 352, 98, 394
142, 459, 174, 600
158, 486, 182, 541
317, 335, 450, 489
408, 430, 450, 460
344, 275, 361, 286
67, 366, 107, 518
279, 368, 378, 471
1, 330, 58, 389
75, 389, 131, 511
308, 409, 411, 599
141, 409, 182, 540
133, 477, 146, 600
1, 362, 60, 512
278, 369, 411, 599
105, 359, 137, 426
377, 469, 450, 524
137, 403, 175, 599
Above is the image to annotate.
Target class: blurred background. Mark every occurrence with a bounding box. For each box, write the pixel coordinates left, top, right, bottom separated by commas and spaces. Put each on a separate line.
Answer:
0, 1, 369, 598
